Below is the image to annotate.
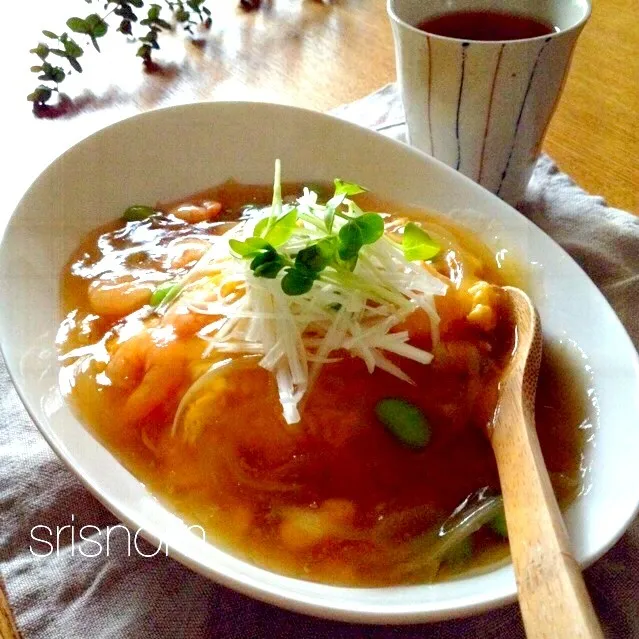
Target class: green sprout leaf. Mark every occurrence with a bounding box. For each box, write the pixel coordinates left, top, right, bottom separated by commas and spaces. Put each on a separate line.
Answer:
255, 209, 298, 246
403, 222, 440, 262
281, 267, 316, 296
231, 235, 288, 280
253, 217, 268, 238
323, 179, 368, 232
249, 247, 279, 272
253, 257, 286, 279
338, 222, 363, 261
333, 178, 368, 198
323, 202, 338, 233
295, 237, 335, 273
225, 166, 440, 303
262, 158, 283, 236
336, 253, 358, 272
354, 213, 384, 244
229, 237, 271, 258
337, 213, 383, 262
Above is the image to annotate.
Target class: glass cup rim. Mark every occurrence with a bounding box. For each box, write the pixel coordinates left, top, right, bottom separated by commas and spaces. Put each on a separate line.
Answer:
386, 0, 592, 45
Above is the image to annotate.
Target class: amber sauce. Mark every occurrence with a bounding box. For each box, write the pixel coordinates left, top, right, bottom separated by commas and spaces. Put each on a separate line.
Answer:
416, 11, 556, 41
57, 183, 589, 586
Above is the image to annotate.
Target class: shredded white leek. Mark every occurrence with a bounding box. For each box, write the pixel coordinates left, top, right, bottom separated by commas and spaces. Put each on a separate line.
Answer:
169, 167, 448, 427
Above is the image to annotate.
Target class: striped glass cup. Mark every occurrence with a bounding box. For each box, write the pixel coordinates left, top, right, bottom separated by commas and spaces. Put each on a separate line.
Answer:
387, 0, 591, 206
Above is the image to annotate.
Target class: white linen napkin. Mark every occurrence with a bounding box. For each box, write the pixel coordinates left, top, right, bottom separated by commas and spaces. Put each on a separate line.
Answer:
1, 84, 638, 638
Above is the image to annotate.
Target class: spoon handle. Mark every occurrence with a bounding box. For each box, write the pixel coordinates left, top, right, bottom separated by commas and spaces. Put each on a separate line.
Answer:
491, 387, 604, 639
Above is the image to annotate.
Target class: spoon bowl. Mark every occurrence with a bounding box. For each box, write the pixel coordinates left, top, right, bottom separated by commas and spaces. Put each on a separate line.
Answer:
490, 287, 603, 638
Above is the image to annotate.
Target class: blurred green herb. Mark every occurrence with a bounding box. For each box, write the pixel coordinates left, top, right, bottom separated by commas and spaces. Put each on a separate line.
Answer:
28, 0, 213, 107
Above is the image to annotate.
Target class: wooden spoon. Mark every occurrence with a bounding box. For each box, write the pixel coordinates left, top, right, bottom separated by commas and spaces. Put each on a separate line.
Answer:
489, 287, 603, 639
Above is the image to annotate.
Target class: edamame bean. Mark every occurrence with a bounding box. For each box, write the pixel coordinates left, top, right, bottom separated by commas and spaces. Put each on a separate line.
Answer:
374, 398, 431, 449
150, 282, 181, 307
122, 204, 156, 222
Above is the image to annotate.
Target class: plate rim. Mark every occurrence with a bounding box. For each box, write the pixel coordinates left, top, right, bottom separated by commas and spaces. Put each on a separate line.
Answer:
1, 99, 638, 624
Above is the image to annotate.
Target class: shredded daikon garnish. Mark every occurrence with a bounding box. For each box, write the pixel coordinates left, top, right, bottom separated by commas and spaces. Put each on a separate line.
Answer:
171, 161, 448, 426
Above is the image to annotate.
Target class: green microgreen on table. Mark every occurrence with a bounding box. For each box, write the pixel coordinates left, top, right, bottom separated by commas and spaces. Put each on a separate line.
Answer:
28, 0, 215, 107
28, 0, 323, 110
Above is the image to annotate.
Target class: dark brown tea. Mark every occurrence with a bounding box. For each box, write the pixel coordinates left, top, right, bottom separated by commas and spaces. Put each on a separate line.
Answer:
416, 10, 557, 41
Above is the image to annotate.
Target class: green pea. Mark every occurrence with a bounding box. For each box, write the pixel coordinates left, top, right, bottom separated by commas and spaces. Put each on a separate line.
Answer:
489, 509, 508, 538
374, 398, 431, 449
150, 282, 181, 307
122, 204, 156, 222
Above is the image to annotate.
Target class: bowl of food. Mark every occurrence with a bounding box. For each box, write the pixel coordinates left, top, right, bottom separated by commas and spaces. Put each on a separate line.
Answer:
1, 102, 638, 623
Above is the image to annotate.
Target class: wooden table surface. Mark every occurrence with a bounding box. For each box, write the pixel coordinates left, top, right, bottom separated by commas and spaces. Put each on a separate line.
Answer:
0, 0, 637, 635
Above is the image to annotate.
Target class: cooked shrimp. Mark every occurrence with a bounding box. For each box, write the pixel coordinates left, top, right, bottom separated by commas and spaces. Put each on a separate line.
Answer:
106, 329, 187, 424
106, 331, 152, 391
166, 238, 211, 270
88, 278, 153, 317
169, 200, 222, 223
162, 304, 220, 338
159, 278, 225, 338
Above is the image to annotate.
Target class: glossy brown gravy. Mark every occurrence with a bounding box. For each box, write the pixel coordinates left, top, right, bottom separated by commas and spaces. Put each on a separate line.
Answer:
57, 183, 589, 585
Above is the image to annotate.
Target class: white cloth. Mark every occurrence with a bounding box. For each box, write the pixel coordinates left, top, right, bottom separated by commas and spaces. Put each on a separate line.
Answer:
1, 84, 638, 638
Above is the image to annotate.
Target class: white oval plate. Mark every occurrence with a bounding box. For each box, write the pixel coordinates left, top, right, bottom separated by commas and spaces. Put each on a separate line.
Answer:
1, 102, 638, 623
